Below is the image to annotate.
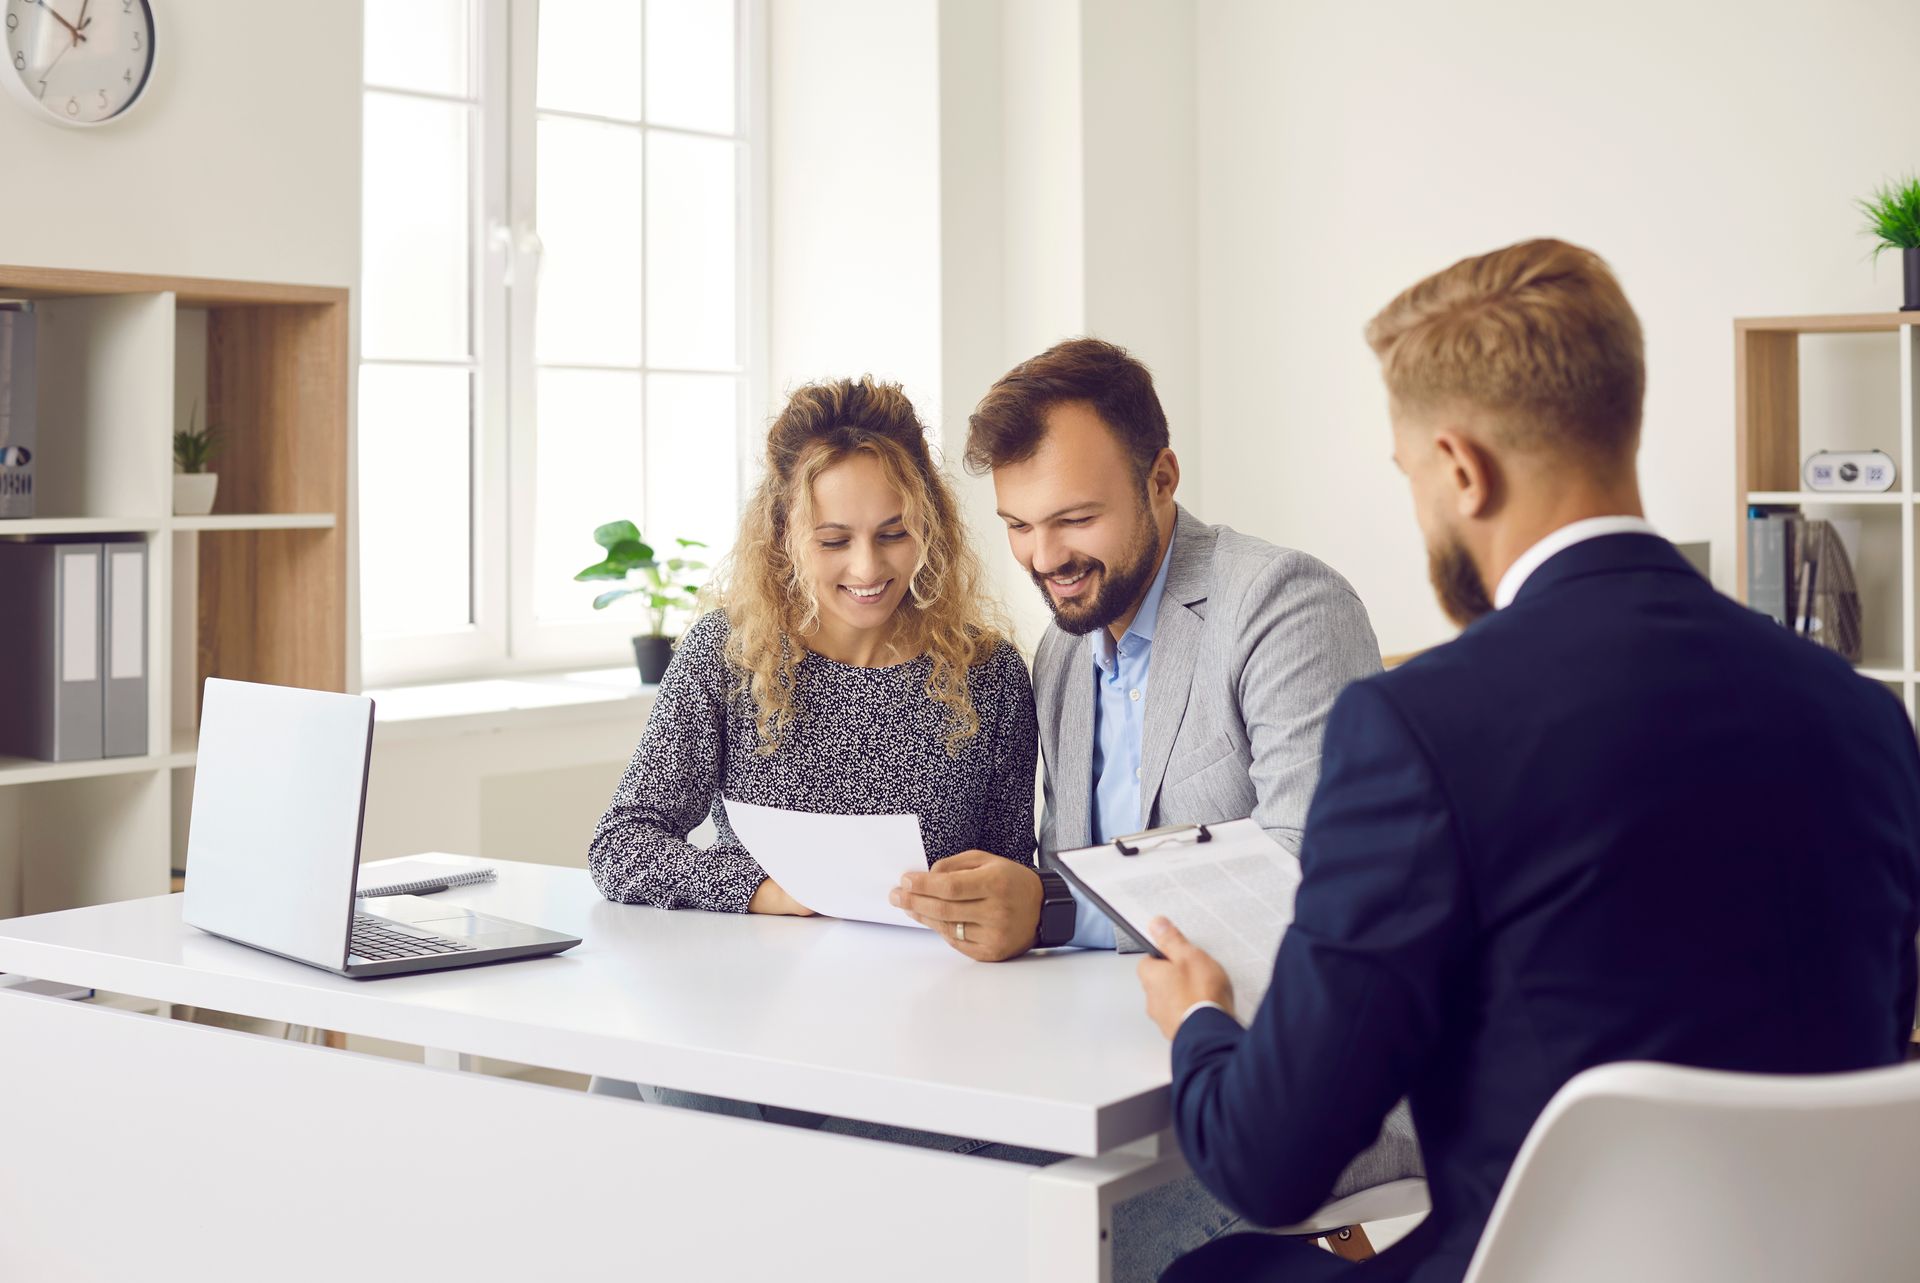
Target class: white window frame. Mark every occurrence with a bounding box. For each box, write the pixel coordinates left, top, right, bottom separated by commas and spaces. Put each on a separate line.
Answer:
359, 0, 767, 689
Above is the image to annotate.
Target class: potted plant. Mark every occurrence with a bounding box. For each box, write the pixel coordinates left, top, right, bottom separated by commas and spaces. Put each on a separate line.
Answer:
1858, 175, 1920, 312
172, 401, 223, 516
574, 519, 709, 683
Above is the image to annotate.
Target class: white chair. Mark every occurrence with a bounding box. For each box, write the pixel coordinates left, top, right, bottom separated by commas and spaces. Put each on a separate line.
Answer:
1274, 1177, 1430, 1260
1463, 1059, 1920, 1283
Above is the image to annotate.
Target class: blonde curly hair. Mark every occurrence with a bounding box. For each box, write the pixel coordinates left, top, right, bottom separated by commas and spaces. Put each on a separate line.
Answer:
704, 377, 1008, 754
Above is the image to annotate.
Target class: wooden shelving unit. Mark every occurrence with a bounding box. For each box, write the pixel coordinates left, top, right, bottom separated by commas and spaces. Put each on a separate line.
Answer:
1735, 312, 1920, 711
0, 266, 348, 918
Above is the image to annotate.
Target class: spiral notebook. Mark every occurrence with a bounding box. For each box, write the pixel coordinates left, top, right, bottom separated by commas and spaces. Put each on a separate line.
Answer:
355, 859, 497, 898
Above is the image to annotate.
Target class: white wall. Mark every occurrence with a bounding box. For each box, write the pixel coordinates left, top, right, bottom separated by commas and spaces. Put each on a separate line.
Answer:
767, 0, 943, 429
0, 1, 359, 287
1195, 0, 1920, 654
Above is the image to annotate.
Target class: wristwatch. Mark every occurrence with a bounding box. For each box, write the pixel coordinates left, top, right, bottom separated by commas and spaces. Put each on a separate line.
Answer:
1034, 868, 1078, 949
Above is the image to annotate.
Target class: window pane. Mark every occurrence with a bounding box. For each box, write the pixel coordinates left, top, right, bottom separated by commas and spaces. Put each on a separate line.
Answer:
645, 133, 737, 370
363, 93, 472, 362
535, 369, 645, 623
646, 0, 735, 134
535, 116, 644, 367
363, 0, 472, 98
359, 365, 473, 637
645, 374, 740, 567
537, 0, 645, 121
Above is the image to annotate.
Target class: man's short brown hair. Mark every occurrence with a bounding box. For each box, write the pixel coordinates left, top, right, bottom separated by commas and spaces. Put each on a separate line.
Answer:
964, 338, 1169, 480
1364, 238, 1645, 459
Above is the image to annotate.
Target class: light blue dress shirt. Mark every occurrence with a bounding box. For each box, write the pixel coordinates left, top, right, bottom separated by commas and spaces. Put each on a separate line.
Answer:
1066, 533, 1175, 949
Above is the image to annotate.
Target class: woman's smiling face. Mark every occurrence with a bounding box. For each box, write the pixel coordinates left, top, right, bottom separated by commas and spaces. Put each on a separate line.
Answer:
796, 449, 919, 649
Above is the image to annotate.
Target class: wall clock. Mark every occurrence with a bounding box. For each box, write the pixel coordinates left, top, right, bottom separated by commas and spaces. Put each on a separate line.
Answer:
3, 0, 155, 127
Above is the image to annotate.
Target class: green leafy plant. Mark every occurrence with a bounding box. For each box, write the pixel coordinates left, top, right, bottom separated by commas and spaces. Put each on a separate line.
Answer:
1857, 175, 1920, 259
574, 519, 709, 637
172, 400, 224, 474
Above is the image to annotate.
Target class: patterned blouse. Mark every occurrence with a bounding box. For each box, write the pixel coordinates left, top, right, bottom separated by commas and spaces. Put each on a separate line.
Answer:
589, 611, 1040, 912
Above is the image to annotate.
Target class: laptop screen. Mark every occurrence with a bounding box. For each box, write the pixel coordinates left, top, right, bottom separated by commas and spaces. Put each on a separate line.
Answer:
181, 678, 374, 968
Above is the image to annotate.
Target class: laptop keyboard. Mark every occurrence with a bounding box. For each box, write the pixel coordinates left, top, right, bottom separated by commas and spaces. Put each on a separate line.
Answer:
350, 915, 476, 962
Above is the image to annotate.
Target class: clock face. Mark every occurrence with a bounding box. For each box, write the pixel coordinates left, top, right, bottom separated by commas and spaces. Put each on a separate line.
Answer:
4, 0, 154, 125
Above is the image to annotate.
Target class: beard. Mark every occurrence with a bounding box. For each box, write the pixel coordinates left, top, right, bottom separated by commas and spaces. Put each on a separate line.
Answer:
1428, 530, 1494, 629
1032, 505, 1163, 637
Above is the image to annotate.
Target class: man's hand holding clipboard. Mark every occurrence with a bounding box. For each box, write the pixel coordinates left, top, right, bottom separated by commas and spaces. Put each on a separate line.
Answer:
1051, 817, 1302, 1035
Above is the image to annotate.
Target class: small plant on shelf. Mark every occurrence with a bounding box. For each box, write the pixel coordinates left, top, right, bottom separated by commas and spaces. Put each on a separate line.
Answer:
1856, 175, 1920, 312
574, 519, 709, 683
171, 401, 225, 516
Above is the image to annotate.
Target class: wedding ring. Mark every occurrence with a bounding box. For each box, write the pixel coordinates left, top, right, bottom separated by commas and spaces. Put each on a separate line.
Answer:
955, 922, 967, 943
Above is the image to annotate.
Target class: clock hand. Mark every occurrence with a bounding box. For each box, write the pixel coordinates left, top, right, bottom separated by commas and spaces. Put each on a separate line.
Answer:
31, 0, 85, 45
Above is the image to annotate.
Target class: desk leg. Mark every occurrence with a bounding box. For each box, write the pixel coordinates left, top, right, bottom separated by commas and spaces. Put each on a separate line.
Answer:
423, 1046, 473, 1071
1028, 1136, 1192, 1282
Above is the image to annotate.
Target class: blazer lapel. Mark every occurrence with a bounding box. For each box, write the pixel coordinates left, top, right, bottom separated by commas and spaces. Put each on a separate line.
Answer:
1041, 627, 1097, 851
1138, 507, 1215, 828
1059, 639, 1096, 849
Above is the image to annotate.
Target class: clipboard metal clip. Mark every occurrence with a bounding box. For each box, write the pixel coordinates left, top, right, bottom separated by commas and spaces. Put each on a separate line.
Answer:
1114, 822, 1212, 857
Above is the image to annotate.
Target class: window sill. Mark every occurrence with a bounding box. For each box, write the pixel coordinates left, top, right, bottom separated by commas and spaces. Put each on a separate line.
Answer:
366, 667, 658, 742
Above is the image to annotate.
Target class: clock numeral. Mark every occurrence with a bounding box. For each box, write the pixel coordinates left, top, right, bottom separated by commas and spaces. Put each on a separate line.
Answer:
122, 0, 133, 10
97, 88, 108, 109
64, 96, 77, 116
5, 12, 17, 30
11, 50, 22, 71
131, 29, 140, 51
34, 77, 45, 98
123, 67, 130, 84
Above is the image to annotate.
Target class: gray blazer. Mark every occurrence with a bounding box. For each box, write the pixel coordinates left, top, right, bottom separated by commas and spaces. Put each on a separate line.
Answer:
1034, 506, 1383, 950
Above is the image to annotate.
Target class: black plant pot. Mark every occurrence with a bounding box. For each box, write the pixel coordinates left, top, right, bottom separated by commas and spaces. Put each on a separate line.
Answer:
1905, 246, 1920, 313
633, 634, 677, 685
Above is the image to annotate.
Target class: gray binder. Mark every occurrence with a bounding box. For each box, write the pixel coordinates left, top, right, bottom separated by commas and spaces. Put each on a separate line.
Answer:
0, 301, 34, 520
102, 541, 148, 757
0, 540, 104, 761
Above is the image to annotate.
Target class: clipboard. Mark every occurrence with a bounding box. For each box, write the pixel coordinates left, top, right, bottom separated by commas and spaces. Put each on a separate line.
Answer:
1051, 817, 1301, 1015
1050, 822, 1224, 959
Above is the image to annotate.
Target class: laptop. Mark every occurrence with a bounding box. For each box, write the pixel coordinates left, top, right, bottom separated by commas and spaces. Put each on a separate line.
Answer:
182, 678, 581, 978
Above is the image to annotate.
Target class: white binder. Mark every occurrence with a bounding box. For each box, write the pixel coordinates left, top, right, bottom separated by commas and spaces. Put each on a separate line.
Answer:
102, 542, 148, 758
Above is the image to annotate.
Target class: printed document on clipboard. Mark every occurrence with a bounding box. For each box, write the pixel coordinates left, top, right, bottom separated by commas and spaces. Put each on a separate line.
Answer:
1054, 817, 1301, 1016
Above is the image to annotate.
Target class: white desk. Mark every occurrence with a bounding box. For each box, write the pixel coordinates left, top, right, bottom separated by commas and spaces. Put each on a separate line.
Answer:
0, 857, 1192, 1282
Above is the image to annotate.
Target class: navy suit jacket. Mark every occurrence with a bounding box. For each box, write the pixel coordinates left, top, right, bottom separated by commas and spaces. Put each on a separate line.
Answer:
1170, 534, 1920, 1282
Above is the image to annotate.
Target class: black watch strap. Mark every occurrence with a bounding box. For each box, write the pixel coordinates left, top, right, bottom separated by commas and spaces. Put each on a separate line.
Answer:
1033, 868, 1078, 949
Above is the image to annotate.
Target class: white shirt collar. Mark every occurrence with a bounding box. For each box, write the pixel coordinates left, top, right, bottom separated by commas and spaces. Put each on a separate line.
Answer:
1493, 516, 1660, 609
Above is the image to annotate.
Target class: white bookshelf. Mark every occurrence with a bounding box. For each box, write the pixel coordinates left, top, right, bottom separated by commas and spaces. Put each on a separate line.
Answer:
1735, 313, 1920, 715
0, 267, 348, 921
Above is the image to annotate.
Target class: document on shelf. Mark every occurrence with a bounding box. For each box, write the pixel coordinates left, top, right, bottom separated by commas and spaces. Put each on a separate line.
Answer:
723, 799, 930, 930
1055, 818, 1300, 1017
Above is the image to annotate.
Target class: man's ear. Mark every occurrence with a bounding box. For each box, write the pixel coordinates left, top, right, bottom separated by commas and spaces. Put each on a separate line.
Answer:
1431, 430, 1497, 520
1148, 448, 1181, 509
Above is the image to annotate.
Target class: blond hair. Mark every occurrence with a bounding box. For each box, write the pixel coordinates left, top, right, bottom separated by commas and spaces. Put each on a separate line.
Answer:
704, 377, 1007, 754
1364, 238, 1645, 459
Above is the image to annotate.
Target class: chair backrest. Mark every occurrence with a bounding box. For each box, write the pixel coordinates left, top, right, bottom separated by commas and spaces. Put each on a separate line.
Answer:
1462, 1059, 1920, 1283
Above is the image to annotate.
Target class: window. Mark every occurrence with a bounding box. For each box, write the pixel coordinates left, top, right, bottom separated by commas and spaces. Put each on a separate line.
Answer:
360, 0, 762, 685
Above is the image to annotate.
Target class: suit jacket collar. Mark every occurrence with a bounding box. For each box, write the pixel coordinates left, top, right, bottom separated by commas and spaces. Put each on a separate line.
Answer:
1511, 531, 1697, 607
1138, 506, 1214, 826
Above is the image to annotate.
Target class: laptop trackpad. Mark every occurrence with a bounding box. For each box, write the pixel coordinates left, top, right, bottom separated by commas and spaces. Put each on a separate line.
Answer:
377, 897, 506, 939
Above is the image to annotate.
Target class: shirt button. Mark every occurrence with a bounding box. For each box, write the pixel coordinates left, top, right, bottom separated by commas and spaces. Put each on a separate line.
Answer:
1129, 689, 1141, 702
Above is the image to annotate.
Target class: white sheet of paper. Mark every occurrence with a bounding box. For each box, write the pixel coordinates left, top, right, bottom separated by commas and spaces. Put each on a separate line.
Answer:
723, 799, 930, 929
1057, 818, 1301, 1017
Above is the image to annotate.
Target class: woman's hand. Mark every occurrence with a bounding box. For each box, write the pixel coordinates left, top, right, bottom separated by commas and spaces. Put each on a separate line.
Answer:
749, 877, 817, 916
